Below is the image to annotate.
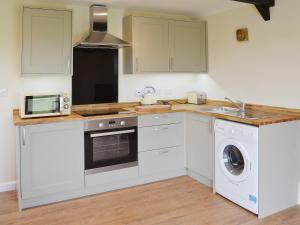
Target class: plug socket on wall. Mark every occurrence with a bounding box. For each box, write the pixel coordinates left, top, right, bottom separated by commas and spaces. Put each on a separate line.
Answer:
0, 89, 8, 97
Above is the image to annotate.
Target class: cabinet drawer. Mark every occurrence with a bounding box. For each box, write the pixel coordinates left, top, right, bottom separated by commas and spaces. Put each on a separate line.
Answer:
139, 147, 184, 177
138, 123, 184, 152
138, 112, 183, 127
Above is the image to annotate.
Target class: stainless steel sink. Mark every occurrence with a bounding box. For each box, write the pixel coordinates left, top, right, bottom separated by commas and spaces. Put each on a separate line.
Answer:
205, 107, 241, 114
198, 107, 261, 120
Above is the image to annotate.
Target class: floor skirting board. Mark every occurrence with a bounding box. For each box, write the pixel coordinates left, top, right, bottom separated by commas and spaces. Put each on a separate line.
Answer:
0, 181, 16, 192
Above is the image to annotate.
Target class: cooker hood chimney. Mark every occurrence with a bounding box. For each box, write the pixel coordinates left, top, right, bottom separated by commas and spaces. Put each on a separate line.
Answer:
232, 0, 275, 21
77, 5, 131, 48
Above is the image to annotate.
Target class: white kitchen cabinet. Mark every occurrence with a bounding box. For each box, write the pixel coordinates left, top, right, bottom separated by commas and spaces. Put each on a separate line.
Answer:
138, 123, 184, 152
123, 15, 207, 74
186, 113, 213, 181
138, 113, 185, 177
22, 7, 72, 75
19, 121, 84, 199
139, 147, 184, 176
138, 112, 184, 127
123, 16, 170, 73
169, 21, 207, 73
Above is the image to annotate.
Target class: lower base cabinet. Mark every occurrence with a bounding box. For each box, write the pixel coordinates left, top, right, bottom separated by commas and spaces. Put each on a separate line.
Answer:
16, 112, 214, 209
18, 121, 84, 199
138, 113, 185, 177
139, 147, 184, 176
186, 113, 213, 180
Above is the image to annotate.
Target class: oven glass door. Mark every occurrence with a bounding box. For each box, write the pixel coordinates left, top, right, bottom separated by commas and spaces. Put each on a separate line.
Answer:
25, 95, 60, 115
85, 127, 138, 171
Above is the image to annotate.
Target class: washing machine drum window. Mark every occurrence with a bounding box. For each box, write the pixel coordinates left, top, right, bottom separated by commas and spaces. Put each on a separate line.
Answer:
223, 145, 244, 176
219, 141, 251, 183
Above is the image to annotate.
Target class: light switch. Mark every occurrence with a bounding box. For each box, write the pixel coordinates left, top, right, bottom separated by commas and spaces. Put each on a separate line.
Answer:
0, 89, 8, 97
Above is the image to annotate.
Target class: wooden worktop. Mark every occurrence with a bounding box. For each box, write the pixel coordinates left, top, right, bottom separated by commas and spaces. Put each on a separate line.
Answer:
13, 100, 300, 126
12, 110, 83, 126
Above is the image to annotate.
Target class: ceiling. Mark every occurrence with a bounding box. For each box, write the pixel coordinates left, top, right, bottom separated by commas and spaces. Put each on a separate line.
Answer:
41, 0, 246, 16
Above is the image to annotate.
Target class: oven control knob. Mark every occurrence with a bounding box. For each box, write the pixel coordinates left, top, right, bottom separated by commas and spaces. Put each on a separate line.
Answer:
120, 121, 126, 126
63, 97, 70, 103
99, 123, 104, 128
63, 104, 69, 109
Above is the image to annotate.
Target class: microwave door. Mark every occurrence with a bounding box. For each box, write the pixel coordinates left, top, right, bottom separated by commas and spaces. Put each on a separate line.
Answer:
25, 95, 60, 116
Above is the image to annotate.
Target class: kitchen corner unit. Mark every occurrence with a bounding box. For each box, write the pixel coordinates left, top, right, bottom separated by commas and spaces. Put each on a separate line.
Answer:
13, 103, 300, 217
186, 113, 214, 187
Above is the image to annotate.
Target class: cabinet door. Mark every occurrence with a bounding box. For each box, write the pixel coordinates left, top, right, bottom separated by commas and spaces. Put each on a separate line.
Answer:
186, 113, 213, 179
170, 21, 207, 73
138, 123, 184, 152
22, 7, 72, 75
20, 121, 84, 199
133, 17, 170, 73
139, 147, 184, 176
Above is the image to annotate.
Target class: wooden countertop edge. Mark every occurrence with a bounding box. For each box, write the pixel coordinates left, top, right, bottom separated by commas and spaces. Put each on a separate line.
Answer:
187, 110, 300, 126
13, 105, 300, 127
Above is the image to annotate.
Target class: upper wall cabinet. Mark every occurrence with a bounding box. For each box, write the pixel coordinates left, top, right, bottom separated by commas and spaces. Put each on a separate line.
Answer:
131, 17, 170, 73
169, 21, 207, 73
123, 15, 207, 74
22, 7, 72, 76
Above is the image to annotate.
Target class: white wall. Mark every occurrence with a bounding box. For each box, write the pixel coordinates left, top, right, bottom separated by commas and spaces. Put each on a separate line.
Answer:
0, 1, 20, 186
202, 0, 300, 109
3, 0, 300, 188
0, 0, 89, 187
0, 1, 201, 186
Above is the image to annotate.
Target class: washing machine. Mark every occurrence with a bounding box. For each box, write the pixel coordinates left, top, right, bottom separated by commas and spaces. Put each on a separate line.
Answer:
214, 119, 258, 214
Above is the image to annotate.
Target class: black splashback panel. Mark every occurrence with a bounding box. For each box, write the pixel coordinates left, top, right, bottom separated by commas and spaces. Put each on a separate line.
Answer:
72, 47, 118, 105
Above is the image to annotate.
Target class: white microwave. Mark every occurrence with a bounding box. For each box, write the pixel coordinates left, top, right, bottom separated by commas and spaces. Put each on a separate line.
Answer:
20, 92, 71, 118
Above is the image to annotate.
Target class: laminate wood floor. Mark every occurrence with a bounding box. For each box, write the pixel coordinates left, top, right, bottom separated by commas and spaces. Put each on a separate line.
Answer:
0, 176, 299, 225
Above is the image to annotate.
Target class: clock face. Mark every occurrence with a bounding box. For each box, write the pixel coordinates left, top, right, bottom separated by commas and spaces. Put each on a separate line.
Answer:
236, 28, 249, 42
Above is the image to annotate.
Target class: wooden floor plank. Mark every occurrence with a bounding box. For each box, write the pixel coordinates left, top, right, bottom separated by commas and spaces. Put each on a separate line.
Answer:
0, 176, 299, 225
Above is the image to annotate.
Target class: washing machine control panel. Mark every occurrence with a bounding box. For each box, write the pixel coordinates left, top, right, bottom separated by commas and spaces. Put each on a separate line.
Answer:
214, 120, 258, 140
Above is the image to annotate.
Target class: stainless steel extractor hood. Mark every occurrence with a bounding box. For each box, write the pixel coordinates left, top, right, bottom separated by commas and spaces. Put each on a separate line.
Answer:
77, 5, 131, 48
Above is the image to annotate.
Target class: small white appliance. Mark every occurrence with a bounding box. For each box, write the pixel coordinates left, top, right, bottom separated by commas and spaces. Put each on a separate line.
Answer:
20, 92, 71, 118
214, 119, 258, 214
141, 93, 157, 105
139, 86, 157, 105
187, 91, 207, 105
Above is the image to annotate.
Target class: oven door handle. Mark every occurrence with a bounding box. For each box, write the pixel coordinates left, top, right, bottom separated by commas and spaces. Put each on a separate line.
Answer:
90, 129, 135, 138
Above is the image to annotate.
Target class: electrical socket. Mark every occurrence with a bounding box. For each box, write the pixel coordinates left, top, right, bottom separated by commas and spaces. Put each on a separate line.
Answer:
135, 90, 142, 97
0, 89, 8, 97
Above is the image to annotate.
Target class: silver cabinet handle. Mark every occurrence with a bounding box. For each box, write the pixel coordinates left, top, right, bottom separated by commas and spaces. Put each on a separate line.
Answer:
135, 57, 139, 73
67, 57, 71, 72
208, 120, 214, 134
158, 150, 170, 155
90, 129, 135, 138
22, 128, 26, 146
153, 115, 169, 119
170, 57, 174, 71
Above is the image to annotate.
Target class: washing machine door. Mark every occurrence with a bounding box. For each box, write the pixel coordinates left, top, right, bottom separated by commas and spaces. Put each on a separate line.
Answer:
218, 140, 251, 183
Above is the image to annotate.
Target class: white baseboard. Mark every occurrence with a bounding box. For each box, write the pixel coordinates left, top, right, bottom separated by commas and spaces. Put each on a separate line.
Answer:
187, 169, 213, 187
0, 181, 16, 192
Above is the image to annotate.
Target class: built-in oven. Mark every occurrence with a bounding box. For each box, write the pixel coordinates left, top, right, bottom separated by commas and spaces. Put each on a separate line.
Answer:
84, 117, 138, 175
